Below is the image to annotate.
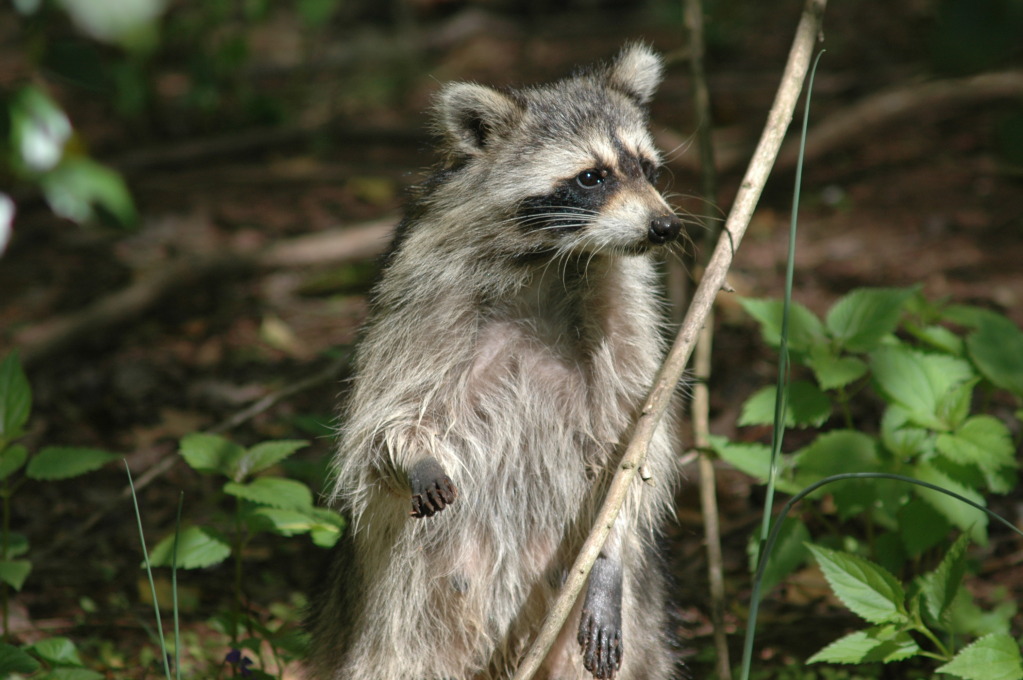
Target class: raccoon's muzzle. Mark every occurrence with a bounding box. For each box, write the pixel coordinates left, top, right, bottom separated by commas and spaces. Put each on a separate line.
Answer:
647, 214, 682, 245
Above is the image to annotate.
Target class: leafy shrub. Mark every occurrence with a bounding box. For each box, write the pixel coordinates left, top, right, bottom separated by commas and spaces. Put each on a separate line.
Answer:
718, 288, 1023, 675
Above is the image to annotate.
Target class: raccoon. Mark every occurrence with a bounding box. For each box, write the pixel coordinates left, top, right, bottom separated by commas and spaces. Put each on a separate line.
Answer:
306, 44, 684, 680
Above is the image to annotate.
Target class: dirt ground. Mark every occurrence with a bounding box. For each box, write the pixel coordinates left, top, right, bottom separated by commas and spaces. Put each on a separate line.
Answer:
1, 0, 1021, 676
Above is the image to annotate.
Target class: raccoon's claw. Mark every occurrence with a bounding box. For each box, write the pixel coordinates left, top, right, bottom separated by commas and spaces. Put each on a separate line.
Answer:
578, 610, 623, 679
409, 457, 458, 518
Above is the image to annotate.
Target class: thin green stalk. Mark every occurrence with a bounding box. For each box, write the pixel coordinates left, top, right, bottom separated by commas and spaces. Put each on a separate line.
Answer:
757, 50, 826, 561
172, 492, 183, 680
126, 460, 172, 679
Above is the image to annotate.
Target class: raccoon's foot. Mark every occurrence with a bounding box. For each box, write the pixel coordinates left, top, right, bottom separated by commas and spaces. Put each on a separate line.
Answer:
578, 556, 623, 679
409, 457, 458, 518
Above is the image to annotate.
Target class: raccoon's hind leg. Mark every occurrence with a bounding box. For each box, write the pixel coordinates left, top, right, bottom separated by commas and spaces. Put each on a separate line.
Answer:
578, 555, 623, 679
409, 456, 458, 518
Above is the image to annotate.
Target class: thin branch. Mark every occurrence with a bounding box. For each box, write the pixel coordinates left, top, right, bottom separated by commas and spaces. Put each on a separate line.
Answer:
511, 0, 827, 677
9, 219, 394, 368
683, 0, 731, 676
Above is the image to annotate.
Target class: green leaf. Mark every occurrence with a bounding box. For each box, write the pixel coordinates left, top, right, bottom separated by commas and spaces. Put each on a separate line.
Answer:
912, 461, 988, 544
738, 297, 825, 352
9, 87, 70, 174
909, 323, 965, 355
806, 344, 868, 390
935, 378, 979, 432
870, 345, 974, 430
880, 406, 931, 461
0, 643, 40, 674
250, 506, 344, 539
898, 498, 951, 558
0, 353, 31, 441
40, 157, 136, 227
0, 560, 31, 591
752, 517, 810, 592
807, 625, 920, 664
825, 286, 917, 353
237, 440, 309, 479
709, 436, 791, 488
936, 415, 1016, 479
806, 544, 907, 624
946, 587, 1015, 637
29, 636, 84, 665
792, 430, 887, 520
148, 526, 231, 569
25, 447, 118, 480
916, 533, 970, 623
739, 381, 831, 428
0, 444, 27, 480
179, 433, 245, 479
966, 313, 1023, 397
224, 477, 313, 511
936, 633, 1023, 680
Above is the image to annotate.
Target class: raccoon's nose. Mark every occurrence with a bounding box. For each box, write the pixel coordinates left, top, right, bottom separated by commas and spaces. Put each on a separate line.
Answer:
648, 214, 682, 244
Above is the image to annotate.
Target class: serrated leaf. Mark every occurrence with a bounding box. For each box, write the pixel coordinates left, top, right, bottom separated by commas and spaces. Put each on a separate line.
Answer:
224, 477, 313, 511
826, 287, 917, 353
912, 462, 988, 545
966, 313, 1023, 397
738, 298, 825, 352
179, 433, 245, 478
936, 415, 1016, 480
29, 636, 84, 665
148, 526, 231, 569
870, 345, 974, 430
807, 544, 907, 624
0, 560, 31, 591
237, 440, 309, 479
917, 533, 970, 623
0, 643, 40, 674
25, 447, 118, 480
0, 444, 27, 480
250, 507, 344, 540
807, 625, 920, 664
752, 516, 810, 592
707, 437, 802, 495
0, 353, 31, 441
936, 633, 1023, 680
739, 381, 831, 428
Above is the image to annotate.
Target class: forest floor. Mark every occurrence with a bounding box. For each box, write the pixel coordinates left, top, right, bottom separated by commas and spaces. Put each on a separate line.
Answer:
1, 0, 1022, 677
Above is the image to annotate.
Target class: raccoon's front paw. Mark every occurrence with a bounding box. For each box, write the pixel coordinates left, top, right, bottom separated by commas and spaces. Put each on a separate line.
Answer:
578, 609, 623, 679
409, 457, 458, 518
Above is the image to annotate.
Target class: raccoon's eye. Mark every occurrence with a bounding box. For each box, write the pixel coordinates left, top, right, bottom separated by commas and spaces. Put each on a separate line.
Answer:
576, 169, 608, 189
641, 159, 660, 184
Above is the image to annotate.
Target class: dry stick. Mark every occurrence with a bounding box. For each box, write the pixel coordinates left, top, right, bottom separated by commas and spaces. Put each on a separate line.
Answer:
10, 219, 395, 368
510, 1, 827, 677
682, 0, 731, 676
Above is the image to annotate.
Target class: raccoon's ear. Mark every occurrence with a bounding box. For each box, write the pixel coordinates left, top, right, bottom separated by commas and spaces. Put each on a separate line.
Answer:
435, 83, 523, 157
605, 43, 664, 106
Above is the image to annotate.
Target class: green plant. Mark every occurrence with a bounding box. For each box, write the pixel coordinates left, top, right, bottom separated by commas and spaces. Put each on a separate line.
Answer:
719, 289, 1023, 676
148, 432, 343, 673
0, 352, 118, 676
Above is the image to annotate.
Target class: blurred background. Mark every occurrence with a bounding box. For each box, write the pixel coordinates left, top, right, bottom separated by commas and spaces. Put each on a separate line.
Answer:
0, 0, 1021, 677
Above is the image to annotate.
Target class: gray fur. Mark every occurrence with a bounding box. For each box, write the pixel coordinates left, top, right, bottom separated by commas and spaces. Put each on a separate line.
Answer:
307, 43, 683, 680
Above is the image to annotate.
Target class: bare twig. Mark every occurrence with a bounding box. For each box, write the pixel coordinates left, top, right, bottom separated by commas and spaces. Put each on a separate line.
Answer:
511, 0, 827, 676
9, 219, 395, 368
682, 0, 731, 676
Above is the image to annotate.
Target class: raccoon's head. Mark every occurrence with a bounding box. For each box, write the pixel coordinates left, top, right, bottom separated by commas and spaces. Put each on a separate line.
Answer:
433, 43, 683, 256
